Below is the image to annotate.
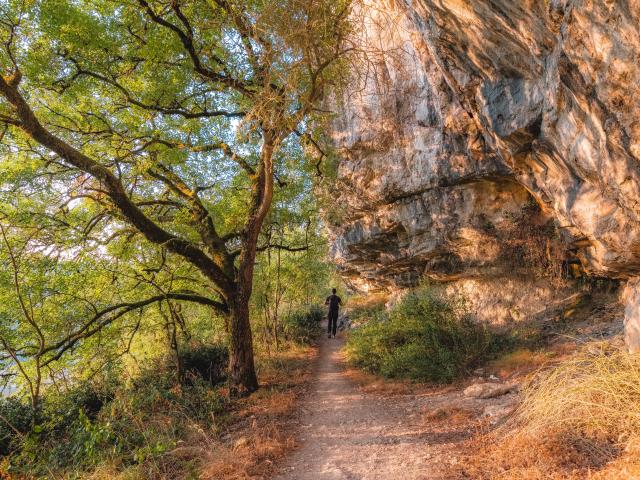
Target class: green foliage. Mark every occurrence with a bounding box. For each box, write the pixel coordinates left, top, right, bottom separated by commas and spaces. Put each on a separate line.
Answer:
282, 305, 325, 344
346, 287, 496, 382
345, 294, 389, 327
0, 398, 31, 456
0, 0, 352, 394
0, 0, 349, 474
250, 184, 337, 350
39, 379, 117, 441
5, 361, 226, 477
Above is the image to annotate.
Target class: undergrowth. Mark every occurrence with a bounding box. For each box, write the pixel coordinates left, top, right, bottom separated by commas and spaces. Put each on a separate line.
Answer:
282, 304, 324, 344
345, 293, 388, 327
0, 344, 229, 479
0, 340, 316, 480
345, 286, 501, 382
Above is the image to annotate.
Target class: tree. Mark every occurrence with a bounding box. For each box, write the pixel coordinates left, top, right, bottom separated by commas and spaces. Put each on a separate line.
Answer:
0, 0, 352, 395
252, 196, 334, 351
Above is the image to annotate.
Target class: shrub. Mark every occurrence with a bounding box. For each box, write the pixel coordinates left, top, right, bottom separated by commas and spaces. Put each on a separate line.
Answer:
0, 398, 31, 456
179, 343, 229, 386
346, 293, 388, 326
282, 304, 325, 344
0, 379, 119, 473
346, 287, 494, 382
96, 373, 225, 464
42, 379, 117, 438
6, 357, 226, 477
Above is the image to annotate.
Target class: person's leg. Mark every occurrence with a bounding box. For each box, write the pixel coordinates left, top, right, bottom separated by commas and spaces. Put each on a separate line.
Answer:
331, 311, 338, 337
328, 313, 332, 337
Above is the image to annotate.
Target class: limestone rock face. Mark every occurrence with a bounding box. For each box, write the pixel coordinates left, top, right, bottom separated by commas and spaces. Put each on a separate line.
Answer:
328, 0, 640, 343
399, 0, 640, 278
622, 278, 640, 354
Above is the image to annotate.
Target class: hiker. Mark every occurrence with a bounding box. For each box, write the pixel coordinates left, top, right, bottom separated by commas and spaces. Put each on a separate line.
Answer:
325, 288, 342, 338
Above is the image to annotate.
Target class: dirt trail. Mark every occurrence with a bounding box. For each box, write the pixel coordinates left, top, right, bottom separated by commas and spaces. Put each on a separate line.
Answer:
273, 330, 472, 480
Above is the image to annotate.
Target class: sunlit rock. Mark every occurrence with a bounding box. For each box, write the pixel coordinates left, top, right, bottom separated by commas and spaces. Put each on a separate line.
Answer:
327, 0, 640, 339
622, 278, 640, 354
463, 382, 518, 399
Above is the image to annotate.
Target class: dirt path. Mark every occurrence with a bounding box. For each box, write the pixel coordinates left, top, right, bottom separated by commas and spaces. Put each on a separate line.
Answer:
273, 330, 476, 480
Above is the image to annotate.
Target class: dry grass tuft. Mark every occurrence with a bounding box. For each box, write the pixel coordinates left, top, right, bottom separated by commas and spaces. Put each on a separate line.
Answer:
511, 344, 640, 441
458, 343, 640, 479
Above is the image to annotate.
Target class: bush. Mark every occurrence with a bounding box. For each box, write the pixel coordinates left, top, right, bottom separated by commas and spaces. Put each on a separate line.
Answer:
283, 304, 325, 344
0, 398, 31, 456
346, 287, 495, 382
6, 357, 226, 477
0, 380, 117, 470
94, 372, 225, 466
41, 379, 117, 438
179, 343, 229, 386
347, 293, 388, 326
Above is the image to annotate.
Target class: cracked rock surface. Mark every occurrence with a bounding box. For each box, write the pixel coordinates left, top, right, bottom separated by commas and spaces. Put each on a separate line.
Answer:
327, 0, 640, 346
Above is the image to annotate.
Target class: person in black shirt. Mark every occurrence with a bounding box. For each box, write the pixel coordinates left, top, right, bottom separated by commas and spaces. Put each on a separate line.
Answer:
325, 288, 342, 338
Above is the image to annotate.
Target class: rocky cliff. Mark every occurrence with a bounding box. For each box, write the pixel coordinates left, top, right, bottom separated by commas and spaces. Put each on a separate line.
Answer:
328, 0, 640, 342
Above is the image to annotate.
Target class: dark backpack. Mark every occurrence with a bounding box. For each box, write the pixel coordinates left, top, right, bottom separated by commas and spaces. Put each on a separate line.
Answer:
327, 294, 340, 311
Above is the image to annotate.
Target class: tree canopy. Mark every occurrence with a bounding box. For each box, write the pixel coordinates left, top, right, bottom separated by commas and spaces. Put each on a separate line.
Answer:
0, 0, 352, 396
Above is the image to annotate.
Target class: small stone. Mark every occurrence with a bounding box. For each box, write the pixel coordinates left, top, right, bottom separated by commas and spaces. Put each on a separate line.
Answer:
483, 404, 515, 422
463, 382, 518, 399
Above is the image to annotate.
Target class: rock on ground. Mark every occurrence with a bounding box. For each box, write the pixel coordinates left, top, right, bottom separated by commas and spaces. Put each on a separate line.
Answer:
463, 382, 519, 399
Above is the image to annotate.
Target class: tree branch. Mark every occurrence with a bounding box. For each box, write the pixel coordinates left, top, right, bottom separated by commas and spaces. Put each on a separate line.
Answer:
39, 292, 228, 367
61, 56, 246, 119
138, 0, 254, 96
0, 73, 234, 294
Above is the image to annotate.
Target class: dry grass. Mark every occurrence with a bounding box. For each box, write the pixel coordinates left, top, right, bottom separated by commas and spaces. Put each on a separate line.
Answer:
487, 348, 555, 378
199, 410, 296, 480
346, 292, 389, 312
199, 346, 315, 479
344, 366, 417, 394
512, 344, 640, 441
457, 343, 640, 479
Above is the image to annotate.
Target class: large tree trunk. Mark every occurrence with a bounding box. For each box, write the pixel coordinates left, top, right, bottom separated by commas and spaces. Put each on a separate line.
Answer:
228, 294, 259, 396
226, 134, 275, 395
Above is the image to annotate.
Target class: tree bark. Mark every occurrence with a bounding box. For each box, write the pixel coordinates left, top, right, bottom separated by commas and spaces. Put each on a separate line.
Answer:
228, 293, 259, 396
226, 134, 275, 395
